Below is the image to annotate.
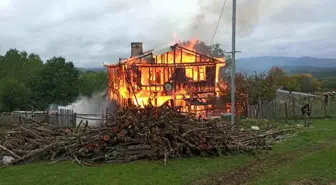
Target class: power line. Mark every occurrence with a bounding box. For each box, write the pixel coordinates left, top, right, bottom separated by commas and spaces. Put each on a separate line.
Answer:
210, 0, 227, 45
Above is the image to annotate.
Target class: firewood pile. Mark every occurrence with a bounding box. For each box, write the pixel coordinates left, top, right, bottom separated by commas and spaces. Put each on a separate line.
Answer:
0, 106, 293, 167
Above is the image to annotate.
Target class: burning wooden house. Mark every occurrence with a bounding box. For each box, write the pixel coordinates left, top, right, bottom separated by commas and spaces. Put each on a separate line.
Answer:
104, 42, 229, 118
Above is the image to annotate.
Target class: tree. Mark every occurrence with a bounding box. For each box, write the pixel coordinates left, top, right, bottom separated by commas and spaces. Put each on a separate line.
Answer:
25, 53, 44, 83
179, 40, 225, 58
267, 66, 286, 87
218, 73, 248, 98
0, 78, 31, 112
312, 78, 322, 92
194, 40, 211, 55
0, 49, 22, 80
30, 57, 80, 109
210, 43, 225, 58
217, 72, 248, 114
287, 74, 322, 93
282, 76, 301, 92
0, 49, 43, 84
79, 71, 108, 97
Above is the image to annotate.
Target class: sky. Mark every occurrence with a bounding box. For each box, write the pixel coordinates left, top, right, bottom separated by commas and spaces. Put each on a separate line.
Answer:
0, 0, 335, 67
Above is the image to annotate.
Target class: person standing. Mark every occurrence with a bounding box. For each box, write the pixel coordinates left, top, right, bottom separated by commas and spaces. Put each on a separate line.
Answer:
301, 103, 312, 127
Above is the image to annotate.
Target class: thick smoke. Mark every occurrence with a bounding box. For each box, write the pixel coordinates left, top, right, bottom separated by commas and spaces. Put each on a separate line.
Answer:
190, 0, 262, 42
61, 91, 109, 114
58, 91, 114, 127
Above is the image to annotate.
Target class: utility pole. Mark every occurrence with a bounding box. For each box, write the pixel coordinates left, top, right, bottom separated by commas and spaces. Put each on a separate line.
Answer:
231, 0, 237, 129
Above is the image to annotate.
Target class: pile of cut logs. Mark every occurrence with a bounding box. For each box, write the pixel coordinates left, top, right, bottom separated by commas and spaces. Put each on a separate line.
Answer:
0, 106, 294, 167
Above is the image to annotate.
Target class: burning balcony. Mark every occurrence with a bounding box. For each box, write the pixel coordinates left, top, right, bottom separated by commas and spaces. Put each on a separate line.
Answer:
104, 41, 229, 118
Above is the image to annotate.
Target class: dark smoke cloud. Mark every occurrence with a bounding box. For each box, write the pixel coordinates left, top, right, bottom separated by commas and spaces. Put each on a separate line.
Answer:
191, 0, 262, 42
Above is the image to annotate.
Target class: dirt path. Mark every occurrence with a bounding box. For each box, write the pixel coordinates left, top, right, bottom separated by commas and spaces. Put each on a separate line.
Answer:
189, 141, 335, 185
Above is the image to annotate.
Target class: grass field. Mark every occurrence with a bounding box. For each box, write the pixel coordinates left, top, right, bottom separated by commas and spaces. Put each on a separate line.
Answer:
0, 119, 335, 185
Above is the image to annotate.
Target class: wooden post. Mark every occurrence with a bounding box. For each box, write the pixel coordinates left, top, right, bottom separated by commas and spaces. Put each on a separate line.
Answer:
68, 109, 71, 127
236, 112, 240, 126
258, 96, 261, 119
285, 101, 288, 123
265, 101, 269, 119
101, 109, 104, 118
56, 112, 59, 125
273, 101, 277, 120
62, 109, 65, 127
25, 111, 28, 124
245, 95, 249, 118
31, 108, 34, 120
84, 120, 89, 132
10, 112, 13, 124
292, 96, 296, 118
64, 109, 67, 127
60, 109, 63, 126
72, 112, 76, 128
253, 105, 256, 118
105, 108, 108, 124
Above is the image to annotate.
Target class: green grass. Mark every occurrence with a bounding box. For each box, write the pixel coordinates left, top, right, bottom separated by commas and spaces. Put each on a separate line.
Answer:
249, 119, 336, 185
1, 120, 336, 185
271, 119, 336, 152
251, 147, 336, 185
0, 154, 251, 185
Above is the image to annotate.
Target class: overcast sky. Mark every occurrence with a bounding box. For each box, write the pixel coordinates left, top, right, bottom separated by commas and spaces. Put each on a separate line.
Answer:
0, 0, 335, 67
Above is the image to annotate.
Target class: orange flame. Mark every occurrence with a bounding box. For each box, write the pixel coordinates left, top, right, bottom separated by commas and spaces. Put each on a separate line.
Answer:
107, 39, 228, 118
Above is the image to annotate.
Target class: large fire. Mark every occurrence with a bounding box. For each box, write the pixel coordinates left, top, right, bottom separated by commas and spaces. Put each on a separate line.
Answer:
104, 40, 230, 118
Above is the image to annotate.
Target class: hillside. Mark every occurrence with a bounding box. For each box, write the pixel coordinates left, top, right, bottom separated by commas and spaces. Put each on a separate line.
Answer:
86, 68, 107, 72
236, 56, 336, 74
235, 56, 336, 90
87, 56, 336, 76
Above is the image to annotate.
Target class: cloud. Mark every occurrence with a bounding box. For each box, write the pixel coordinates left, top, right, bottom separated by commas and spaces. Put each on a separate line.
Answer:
0, 0, 335, 67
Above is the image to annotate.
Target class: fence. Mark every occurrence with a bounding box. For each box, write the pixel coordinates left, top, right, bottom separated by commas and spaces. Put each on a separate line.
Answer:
246, 97, 336, 121
1, 98, 335, 127
0, 108, 110, 128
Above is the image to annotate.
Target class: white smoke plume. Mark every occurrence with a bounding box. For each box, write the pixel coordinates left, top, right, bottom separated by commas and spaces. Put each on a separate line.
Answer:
58, 91, 113, 127
61, 91, 109, 114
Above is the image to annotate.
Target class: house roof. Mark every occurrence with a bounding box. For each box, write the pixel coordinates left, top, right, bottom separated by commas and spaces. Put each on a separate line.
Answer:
104, 43, 223, 67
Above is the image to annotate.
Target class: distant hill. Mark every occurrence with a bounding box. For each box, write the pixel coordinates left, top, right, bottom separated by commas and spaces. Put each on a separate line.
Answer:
236, 56, 336, 74
236, 56, 336, 90
86, 68, 106, 72
286, 66, 336, 77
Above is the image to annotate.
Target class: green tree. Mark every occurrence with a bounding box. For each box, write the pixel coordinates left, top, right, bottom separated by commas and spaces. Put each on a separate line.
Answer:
0, 49, 22, 80
268, 66, 286, 87
282, 76, 301, 92
25, 53, 44, 82
30, 57, 80, 109
246, 72, 277, 105
210, 43, 225, 58
0, 49, 43, 84
289, 74, 322, 93
0, 78, 31, 112
79, 71, 108, 97
312, 79, 322, 92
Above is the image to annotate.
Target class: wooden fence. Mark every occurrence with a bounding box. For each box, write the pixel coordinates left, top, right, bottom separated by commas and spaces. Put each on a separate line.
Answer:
1, 98, 335, 127
0, 108, 110, 128
246, 97, 336, 120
